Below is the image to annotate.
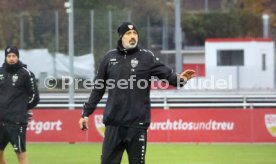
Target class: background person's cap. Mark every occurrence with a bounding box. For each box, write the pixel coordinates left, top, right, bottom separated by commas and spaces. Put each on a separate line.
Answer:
5, 45, 19, 58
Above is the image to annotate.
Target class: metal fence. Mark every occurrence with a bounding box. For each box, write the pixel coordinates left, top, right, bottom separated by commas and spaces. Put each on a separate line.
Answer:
37, 92, 276, 109
1, 8, 275, 91
0, 9, 177, 68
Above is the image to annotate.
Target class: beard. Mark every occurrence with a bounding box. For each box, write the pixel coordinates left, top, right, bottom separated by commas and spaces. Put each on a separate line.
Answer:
123, 40, 137, 49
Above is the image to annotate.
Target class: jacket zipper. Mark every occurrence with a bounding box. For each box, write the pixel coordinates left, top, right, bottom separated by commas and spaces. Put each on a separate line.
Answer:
124, 50, 127, 59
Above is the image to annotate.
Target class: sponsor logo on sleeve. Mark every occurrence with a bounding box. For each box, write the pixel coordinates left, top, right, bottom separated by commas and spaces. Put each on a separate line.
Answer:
0, 74, 4, 80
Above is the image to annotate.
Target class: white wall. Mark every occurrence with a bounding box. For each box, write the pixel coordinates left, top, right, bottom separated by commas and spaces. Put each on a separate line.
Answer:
205, 40, 275, 89
0, 49, 95, 79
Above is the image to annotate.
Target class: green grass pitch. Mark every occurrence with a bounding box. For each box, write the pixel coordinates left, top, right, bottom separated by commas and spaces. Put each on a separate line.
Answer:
3, 143, 276, 164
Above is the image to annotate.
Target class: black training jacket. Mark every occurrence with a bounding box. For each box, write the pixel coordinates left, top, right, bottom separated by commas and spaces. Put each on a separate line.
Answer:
0, 61, 40, 124
82, 46, 183, 129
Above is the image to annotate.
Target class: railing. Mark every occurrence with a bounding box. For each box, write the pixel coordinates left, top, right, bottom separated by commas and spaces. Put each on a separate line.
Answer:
37, 92, 276, 109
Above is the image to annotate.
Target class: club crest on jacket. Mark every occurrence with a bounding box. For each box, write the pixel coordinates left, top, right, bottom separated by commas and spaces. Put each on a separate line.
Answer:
12, 74, 18, 86
131, 58, 138, 68
131, 58, 138, 72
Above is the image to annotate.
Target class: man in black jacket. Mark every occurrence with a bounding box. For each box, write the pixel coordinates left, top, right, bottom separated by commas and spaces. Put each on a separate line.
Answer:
0, 46, 39, 164
79, 22, 195, 164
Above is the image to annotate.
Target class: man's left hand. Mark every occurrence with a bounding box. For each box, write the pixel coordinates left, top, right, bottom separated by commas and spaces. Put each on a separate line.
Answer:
179, 69, 196, 82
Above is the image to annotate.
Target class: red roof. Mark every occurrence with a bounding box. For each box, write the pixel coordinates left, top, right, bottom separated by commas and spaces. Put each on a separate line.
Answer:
206, 38, 273, 42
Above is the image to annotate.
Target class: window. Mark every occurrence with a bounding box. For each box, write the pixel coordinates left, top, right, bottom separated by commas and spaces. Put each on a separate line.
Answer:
217, 50, 244, 66
262, 54, 266, 71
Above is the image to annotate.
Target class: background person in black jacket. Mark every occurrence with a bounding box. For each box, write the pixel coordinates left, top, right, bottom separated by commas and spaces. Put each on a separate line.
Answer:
79, 22, 195, 164
0, 46, 39, 164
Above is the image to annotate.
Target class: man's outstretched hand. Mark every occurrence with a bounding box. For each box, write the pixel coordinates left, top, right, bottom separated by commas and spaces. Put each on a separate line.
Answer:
179, 69, 196, 82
